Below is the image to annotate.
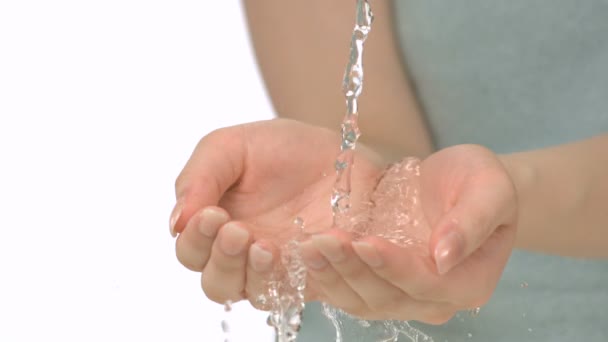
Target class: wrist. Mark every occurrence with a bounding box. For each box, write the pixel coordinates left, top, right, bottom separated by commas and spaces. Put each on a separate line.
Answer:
498, 152, 538, 247
499, 152, 536, 193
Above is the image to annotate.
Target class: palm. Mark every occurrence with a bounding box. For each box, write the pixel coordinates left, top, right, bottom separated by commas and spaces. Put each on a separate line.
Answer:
216, 119, 383, 245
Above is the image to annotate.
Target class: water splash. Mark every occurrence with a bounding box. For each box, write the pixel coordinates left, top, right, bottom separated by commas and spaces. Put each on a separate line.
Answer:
322, 304, 433, 342
352, 158, 429, 247
325, 158, 434, 342
266, 217, 308, 342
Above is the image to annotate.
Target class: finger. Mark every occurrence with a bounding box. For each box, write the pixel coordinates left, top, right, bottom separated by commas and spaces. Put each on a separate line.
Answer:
245, 241, 276, 310
305, 237, 457, 323
175, 206, 230, 271
171, 127, 245, 236
352, 237, 496, 307
299, 239, 367, 314
430, 170, 516, 274
201, 222, 252, 304
311, 231, 407, 313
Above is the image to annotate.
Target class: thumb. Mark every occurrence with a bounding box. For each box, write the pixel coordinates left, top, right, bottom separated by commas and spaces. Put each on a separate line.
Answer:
429, 172, 516, 275
170, 127, 246, 237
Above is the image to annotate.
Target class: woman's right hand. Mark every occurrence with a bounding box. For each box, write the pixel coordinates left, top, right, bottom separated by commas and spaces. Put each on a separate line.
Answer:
169, 119, 384, 305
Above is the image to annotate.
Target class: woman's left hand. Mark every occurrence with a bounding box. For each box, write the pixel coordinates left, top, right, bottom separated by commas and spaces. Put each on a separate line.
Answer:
300, 144, 518, 324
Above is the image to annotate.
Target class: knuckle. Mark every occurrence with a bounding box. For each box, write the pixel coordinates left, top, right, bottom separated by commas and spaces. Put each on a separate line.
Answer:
203, 127, 242, 154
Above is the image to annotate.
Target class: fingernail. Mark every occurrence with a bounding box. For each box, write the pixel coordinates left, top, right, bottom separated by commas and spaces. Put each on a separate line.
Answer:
434, 231, 465, 275
249, 244, 273, 272
299, 240, 329, 270
311, 235, 345, 263
198, 208, 229, 238
219, 223, 250, 256
169, 200, 184, 238
351, 241, 383, 268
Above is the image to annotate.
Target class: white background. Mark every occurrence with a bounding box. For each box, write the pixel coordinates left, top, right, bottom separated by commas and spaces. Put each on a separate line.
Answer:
0, 1, 276, 341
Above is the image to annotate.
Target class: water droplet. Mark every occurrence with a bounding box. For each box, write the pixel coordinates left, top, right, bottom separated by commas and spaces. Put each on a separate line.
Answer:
335, 159, 348, 171
331, 190, 351, 215
293, 217, 304, 230
224, 300, 232, 312
221, 320, 229, 333
340, 120, 361, 151
469, 307, 481, 317
267, 313, 276, 327
288, 312, 302, 328
358, 320, 371, 327
255, 294, 268, 307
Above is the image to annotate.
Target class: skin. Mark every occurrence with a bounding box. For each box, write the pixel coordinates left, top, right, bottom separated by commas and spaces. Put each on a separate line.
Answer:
170, 0, 608, 324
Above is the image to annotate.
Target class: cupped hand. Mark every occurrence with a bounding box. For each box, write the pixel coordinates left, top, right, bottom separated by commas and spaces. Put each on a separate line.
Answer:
300, 144, 518, 324
170, 119, 383, 304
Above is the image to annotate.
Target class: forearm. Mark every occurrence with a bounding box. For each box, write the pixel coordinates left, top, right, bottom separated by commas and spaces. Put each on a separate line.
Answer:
243, 0, 433, 161
501, 134, 608, 257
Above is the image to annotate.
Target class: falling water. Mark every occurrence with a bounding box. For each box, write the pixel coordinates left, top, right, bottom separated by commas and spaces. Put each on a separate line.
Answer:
330, 0, 373, 228
324, 1, 433, 341
221, 300, 232, 342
